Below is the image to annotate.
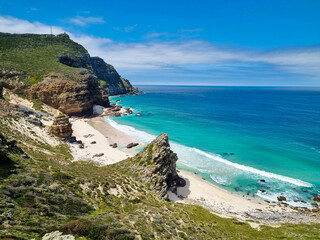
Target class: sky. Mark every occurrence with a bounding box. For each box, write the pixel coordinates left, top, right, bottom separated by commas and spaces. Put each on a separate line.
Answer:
0, 0, 320, 86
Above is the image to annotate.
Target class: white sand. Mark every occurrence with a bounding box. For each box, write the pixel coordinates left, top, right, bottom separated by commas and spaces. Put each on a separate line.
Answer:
69, 117, 136, 165
168, 170, 296, 221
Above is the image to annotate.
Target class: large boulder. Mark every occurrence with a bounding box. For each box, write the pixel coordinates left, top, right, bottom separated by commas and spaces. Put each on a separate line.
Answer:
131, 133, 185, 198
50, 114, 73, 138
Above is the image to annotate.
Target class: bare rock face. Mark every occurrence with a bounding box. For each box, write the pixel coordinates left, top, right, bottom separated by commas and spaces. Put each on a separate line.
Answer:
132, 133, 185, 198
29, 72, 109, 116
50, 114, 73, 138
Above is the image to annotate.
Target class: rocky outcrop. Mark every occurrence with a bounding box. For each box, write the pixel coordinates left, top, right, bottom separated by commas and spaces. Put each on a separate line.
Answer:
42, 231, 75, 240
57, 55, 138, 96
50, 114, 73, 138
132, 133, 185, 198
0, 68, 29, 94
89, 57, 137, 96
29, 72, 109, 116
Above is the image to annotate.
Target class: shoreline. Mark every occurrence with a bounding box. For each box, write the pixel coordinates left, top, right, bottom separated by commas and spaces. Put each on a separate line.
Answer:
69, 112, 320, 224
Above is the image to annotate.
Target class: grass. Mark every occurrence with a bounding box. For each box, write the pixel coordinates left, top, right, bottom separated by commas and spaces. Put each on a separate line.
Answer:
0, 32, 86, 83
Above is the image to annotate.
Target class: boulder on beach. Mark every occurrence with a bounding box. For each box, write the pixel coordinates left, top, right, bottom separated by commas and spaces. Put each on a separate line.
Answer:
127, 142, 139, 149
93, 153, 104, 157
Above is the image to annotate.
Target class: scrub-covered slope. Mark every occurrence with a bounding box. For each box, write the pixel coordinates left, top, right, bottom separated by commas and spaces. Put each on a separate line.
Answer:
0, 93, 319, 239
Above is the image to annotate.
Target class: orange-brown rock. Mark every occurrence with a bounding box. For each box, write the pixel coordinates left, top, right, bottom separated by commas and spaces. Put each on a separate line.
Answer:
50, 114, 73, 138
29, 71, 109, 116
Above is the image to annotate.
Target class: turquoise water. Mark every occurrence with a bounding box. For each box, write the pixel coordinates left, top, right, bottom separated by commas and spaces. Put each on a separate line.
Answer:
108, 86, 320, 207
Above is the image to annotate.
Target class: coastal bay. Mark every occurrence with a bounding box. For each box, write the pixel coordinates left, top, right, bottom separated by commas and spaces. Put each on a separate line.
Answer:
72, 113, 319, 225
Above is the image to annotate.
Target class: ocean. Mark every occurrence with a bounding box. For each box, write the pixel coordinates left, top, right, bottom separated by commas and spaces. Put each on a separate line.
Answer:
107, 86, 320, 207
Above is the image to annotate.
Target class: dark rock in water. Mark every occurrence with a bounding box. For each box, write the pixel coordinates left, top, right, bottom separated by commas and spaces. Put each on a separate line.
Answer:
222, 153, 228, 156
260, 179, 266, 183
264, 200, 270, 203
91, 141, 96, 144
313, 196, 320, 202
259, 189, 266, 193
230, 153, 235, 155
112, 143, 117, 148
93, 153, 104, 157
301, 200, 307, 204
127, 142, 139, 149
277, 196, 286, 201
235, 187, 240, 192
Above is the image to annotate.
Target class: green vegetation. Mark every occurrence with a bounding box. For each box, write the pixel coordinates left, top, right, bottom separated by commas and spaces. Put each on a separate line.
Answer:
0, 111, 320, 240
0, 32, 86, 83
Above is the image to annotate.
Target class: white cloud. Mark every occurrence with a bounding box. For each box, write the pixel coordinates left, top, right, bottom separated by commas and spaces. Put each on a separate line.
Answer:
0, 15, 319, 80
69, 16, 105, 26
0, 15, 64, 34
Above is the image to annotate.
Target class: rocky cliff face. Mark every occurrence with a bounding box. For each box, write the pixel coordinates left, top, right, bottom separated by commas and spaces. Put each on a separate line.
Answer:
131, 133, 185, 198
29, 72, 109, 116
58, 55, 137, 96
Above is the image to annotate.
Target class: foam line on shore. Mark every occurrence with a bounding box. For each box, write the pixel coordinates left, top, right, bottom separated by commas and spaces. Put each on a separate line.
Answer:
193, 148, 313, 187
106, 118, 313, 188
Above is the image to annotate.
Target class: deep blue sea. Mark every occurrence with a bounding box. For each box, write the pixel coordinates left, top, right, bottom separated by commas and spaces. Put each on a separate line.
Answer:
108, 86, 320, 207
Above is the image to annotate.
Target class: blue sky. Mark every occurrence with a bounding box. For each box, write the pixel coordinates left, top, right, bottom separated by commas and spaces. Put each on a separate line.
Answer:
0, 0, 320, 86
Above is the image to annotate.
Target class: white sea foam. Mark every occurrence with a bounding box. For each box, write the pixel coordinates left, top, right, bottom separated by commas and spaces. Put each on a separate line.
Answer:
256, 190, 312, 208
106, 118, 313, 188
210, 174, 231, 186
107, 118, 155, 144
193, 148, 313, 187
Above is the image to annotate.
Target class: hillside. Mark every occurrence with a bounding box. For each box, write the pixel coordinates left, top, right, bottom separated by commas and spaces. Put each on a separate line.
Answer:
0, 32, 137, 115
0, 90, 320, 239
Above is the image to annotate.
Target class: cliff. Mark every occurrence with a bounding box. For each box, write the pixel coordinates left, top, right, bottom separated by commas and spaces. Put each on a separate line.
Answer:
0, 32, 136, 116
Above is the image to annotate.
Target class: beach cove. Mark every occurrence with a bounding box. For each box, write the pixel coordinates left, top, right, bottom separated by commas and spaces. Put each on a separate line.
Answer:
68, 113, 320, 225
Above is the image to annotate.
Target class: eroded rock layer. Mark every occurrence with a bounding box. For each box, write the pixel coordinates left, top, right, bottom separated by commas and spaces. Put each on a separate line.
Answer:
29, 72, 109, 116
50, 114, 73, 138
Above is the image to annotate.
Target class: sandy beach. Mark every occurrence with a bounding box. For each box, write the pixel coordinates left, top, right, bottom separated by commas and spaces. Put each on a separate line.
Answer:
69, 112, 320, 225
69, 117, 137, 165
